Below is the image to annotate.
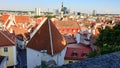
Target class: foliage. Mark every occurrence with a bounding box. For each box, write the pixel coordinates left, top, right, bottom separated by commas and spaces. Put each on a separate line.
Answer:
87, 50, 99, 58
88, 23, 120, 57
34, 15, 42, 18
94, 23, 120, 47
34, 15, 55, 18
46, 15, 55, 18
41, 61, 47, 68
100, 44, 113, 54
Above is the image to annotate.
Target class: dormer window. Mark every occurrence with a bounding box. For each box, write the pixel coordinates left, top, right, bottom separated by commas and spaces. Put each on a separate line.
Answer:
71, 51, 78, 57
40, 50, 47, 53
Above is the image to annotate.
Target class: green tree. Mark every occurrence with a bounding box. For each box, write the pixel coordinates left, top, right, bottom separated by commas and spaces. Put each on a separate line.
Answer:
94, 23, 120, 55
94, 23, 120, 47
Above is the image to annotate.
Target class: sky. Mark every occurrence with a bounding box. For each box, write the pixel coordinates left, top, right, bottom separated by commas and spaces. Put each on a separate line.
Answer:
0, 0, 120, 14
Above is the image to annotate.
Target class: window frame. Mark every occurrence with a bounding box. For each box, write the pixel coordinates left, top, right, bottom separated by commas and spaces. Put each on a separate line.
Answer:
4, 47, 8, 52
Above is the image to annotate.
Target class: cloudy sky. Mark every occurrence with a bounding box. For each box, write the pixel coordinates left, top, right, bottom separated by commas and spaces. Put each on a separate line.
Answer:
0, 0, 120, 14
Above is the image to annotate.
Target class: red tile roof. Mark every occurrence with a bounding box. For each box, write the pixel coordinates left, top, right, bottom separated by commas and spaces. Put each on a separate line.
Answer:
0, 14, 10, 24
0, 30, 15, 47
8, 25, 28, 39
27, 18, 67, 55
55, 20, 80, 28
15, 15, 30, 24
65, 44, 91, 60
53, 20, 80, 35
32, 18, 43, 25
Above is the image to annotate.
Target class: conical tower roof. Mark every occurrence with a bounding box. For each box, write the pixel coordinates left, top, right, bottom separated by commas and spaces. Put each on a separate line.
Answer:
27, 18, 67, 56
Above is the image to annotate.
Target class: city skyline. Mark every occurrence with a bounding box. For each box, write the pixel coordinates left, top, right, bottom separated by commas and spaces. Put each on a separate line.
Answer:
0, 0, 120, 14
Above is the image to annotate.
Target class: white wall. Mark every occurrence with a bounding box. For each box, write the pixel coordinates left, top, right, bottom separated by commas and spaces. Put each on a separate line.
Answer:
76, 33, 81, 44
6, 20, 14, 29
13, 46, 17, 66
27, 47, 67, 68
40, 47, 67, 66
27, 48, 41, 68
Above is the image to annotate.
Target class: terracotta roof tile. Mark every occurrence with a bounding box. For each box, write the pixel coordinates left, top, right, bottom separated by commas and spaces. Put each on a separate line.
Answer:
27, 18, 67, 55
54, 20, 80, 35
0, 14, 10, 24
0, 30, 15, 47
8, 25, 28, 39
15, 15, 30, 24
55, 20, 80, 28
32, 18, 43, 25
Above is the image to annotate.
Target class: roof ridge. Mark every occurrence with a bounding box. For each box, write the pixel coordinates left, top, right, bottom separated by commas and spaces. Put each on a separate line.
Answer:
0, 31, 15, 44
48, 19, 54, 55
30, 18, 47, 39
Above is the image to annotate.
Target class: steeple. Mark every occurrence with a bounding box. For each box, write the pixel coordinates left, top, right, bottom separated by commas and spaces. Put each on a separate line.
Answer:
62, 2, 63, 8
60, 2, 64, 18
61, 2, 64, 12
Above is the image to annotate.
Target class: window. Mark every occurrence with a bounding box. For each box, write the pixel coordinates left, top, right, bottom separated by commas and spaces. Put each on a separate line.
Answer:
71, 51, 78, 57
4, 47, 8, 52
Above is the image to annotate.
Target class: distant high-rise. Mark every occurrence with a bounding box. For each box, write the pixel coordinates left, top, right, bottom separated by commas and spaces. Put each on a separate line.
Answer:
92, 10, 96, 16
35, 8, 41, 16
53, 9, 59, 15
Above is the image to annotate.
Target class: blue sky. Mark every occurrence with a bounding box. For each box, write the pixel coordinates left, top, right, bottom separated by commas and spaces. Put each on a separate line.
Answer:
1, 0, 120, 14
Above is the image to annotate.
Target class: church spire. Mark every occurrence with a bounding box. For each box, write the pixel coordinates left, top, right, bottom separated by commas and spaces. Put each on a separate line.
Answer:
60, 2, 64, 18
62, 2, 63, 8
61, 2, 64, 12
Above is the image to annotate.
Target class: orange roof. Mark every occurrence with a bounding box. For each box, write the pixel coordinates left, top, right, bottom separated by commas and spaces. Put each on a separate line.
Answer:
8, 25, 28, 38
55, 20, 80, 29
0, 30, 15, 47
94, 28, 100, 36
0, 14, 10, 24
32, 18, 43, 25
15, 15, 30, 24
27, 18, 67, 55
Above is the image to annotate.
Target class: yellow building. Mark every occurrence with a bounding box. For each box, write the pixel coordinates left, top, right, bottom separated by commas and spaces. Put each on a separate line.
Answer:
0, 30, 17, 67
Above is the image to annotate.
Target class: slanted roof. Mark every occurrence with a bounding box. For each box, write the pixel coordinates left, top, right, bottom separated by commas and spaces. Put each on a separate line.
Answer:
27, 18, 67, 56
55, 20, 80, 29
0, 14, 10, 24
0, 30, 15, 47
15, 15, 30, 24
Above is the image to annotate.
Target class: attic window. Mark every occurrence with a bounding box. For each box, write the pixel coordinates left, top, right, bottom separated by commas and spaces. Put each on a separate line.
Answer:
71, 51, 78, 57
40, 50, 47, 53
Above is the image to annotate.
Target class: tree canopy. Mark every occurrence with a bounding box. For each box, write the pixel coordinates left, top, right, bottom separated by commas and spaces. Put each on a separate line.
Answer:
94, 23, 120, 47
